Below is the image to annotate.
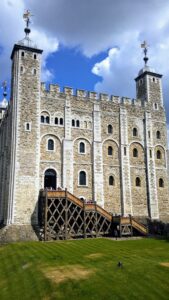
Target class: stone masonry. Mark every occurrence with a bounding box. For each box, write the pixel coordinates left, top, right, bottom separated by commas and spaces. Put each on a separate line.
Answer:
0, 35, 169, 241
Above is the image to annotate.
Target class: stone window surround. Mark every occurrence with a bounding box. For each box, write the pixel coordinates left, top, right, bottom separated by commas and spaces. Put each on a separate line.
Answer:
156, 149, 162, 159
108, 145, 113, 156
135, 177, 141, 187
40, 110, 51, 124
78, 141, 86, 154
54, 116, 64, 126
154, 103, 159, 110
109, 175, 115, 186
24, 122, 31, 132
159, 178, 164, 188
46, 137, 55, 152
133, 148, 138, 158
79, 196, 86, 201
78, 170, 88, 187
133, 127, 138, 137
156, 130, 161, 139
72, 118, 80, 128
107, 124, 113, 134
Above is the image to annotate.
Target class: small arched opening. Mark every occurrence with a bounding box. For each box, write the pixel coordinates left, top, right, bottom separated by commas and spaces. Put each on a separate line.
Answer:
44, 169, 57, 190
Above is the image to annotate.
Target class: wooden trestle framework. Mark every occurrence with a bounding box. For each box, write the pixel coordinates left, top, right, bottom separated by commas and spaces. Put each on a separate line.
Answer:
39, 189, 148, 241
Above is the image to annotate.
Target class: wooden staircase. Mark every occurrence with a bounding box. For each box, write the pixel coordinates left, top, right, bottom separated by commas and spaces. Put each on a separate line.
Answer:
39, 189, 113, 240
39, 189, 148, 240
113, 216, 148, 236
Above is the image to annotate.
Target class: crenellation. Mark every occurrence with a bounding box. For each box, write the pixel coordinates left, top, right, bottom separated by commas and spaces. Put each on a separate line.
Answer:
49, 84, 60, 93
122, 97, 132, 105
111, 95, 121, 103
76, 89, 87, 98
63, 86, 74, 96
99, 93, 109, 101
88, 91, 98, 100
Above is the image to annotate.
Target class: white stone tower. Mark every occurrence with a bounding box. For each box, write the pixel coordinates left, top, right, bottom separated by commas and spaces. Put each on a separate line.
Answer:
135, 41, 168, 220
6, 11, 43, 228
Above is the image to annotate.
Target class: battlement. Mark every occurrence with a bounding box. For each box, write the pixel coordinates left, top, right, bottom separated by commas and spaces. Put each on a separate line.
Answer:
41, 82, 145, 107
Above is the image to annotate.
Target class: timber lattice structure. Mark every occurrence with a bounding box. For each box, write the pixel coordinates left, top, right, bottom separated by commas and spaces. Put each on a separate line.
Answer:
39, 189, 148, 241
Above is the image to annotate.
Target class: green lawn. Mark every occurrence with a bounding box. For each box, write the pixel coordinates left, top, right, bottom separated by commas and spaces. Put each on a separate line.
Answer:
0, 238, 169, 300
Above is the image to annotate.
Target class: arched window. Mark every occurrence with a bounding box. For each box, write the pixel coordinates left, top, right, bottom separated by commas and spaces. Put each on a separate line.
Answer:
33, 69, 36, 75
133, 128, 138, 137
79, 171, 86, 186
109, 176, 114, 186
76, 120, 80, 127
154, 103, 158, 110
159, 178, 164, 188
72, 119, 75, 127
46, 116, 50, 124
34, 54, 37, 60
108, 124, 113, 134
156, 131, 161, 139
60, 118, 63, 125
88, 121, 92, 129
84, 121, 87, 128
133, 148, 138, 157
157, 150, 161, 159
48, 139, 54, 151
79, 142, 85, 153
41, 116, 44, 123
108, 146, 113, 156
55, 117, 58, 125
136, 177, 141, 187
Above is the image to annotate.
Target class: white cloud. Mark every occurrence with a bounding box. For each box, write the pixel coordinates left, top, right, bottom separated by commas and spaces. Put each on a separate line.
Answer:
1, 0, 169, 124
0, 0, 58, 85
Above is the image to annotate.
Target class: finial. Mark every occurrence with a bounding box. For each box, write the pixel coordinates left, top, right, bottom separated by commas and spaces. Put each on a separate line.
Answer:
2, 81, 7, 98
23, 10, 33, 37
141, 41, 149, 66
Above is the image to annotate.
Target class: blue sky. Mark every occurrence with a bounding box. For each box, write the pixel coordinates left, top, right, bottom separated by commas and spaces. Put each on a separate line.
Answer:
46, 46, 106, 92
1, 0, 169, 127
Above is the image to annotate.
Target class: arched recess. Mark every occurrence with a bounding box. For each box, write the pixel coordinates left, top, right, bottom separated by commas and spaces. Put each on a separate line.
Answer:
102, 139, 119, 165
129, 142, 145, 165
40, 134, 61, 161
44, 168, 57, 190
154, 145, 166, 167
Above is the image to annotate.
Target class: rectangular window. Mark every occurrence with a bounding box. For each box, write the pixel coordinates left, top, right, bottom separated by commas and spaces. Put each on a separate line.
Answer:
148, 131, 150, 138
150, 149, 152, 158
124, 147, 126, 156
25, 122, 31, 132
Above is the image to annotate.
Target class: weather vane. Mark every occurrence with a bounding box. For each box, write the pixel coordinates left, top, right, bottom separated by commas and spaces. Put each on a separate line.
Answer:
2, 81, 7, 97
141, 40, 149, 66
23, 10, 33, 28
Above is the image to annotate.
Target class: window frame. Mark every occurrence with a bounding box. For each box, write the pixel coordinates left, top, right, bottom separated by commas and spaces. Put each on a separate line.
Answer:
108, 124, 113, 134
47, 138, 55, 151
79, 141, 86, 154
109, 175, 115, 186
78, 170, 87, 186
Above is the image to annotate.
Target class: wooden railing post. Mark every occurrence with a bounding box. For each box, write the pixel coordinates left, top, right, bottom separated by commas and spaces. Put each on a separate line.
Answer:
95, 202, 98, 238
83, 201, 86, 239
130, 215, 133, 236
44, 189, 48, 241
65, 188, 68, 240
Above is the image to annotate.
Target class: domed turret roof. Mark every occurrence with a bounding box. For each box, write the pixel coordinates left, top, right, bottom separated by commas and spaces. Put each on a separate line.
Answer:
0, 98, 8, 109
138, 65, 155, 76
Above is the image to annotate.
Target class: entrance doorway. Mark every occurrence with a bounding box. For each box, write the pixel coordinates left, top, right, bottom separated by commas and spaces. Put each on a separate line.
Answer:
44, 169, 57, 190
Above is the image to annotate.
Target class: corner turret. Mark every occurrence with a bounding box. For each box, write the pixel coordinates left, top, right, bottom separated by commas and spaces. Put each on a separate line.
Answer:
135, 41, 163, 108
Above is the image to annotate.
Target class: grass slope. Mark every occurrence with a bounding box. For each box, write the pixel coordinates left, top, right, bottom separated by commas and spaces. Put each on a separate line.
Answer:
0, 238, 169, 300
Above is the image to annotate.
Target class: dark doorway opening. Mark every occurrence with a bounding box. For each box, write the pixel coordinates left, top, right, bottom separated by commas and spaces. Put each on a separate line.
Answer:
44, 169, 57, 190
